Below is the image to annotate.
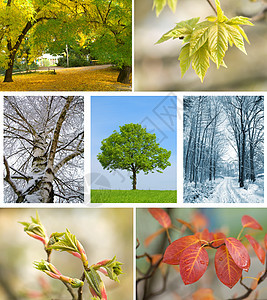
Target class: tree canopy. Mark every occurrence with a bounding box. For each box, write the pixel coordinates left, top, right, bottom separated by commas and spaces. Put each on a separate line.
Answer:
97, 123, 171, 190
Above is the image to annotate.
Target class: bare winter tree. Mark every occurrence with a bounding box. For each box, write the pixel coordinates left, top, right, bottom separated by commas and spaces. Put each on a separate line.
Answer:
183, 96, 224, 186
223, 96, 264, 187
4, 96, 84, 203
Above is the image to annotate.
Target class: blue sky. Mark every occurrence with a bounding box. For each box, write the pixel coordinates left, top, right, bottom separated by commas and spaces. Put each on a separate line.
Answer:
91, 95, 177, 190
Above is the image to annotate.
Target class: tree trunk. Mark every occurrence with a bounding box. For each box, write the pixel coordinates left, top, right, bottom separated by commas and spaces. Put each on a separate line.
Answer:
240, 131, 246, 188
117, 66, 131, 84
4, 54, 15, 82
132, 170, 137, 190
249, 143, 255, 182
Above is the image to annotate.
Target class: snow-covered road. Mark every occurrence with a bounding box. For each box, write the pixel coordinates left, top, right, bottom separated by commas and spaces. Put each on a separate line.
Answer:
207, 177, 264, 203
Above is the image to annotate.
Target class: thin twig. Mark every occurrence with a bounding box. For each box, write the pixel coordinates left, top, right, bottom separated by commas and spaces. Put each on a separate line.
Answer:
206, 0, 217, 14
78, 272, 86, 300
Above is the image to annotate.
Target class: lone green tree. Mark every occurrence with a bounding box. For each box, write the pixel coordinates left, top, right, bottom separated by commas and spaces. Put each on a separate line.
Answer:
97, 123, 171, 190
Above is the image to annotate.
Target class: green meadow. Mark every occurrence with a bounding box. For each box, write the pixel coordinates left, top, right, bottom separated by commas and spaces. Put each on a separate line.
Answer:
91, 190, 177, 203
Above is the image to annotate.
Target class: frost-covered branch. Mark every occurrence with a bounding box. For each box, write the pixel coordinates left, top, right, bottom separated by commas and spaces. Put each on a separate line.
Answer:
48, 96, 74, 166
54, 149, 84, 174
3, 156, 23, 201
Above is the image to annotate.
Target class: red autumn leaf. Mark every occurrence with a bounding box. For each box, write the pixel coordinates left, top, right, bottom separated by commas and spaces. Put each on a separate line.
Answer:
195, 228, 213, 244
192, 212, 209, 231
215, 245, 243, 289
144, 227, 165, 247
224, 237, 250, 271
241, 215, 263, 230
192, 288, 214, 300
179, 242, 209, 285
163, 235, 200, 265
264, 234, 267, 250
177, 218, 195, 233
250, 271, 265, 290
148, 208, 171, 229
245, 234, 266, 265
212, 232, 226, 248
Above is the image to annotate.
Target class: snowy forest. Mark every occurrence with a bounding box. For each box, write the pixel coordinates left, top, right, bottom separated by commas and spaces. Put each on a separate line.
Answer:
184, 96, 264, 203
4, 96, 84, 203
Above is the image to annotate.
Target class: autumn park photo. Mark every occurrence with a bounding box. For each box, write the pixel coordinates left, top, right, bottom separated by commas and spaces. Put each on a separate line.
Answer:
0, 0, 132, 91
91, 95, 177, 203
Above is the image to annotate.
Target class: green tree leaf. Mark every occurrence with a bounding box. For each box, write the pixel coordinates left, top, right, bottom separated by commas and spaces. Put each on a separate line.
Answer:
208, 23, 229, 68
215, 0, 228, 22
189, 21, 211, 56
178, 44, 192, 77
153, 0, 178, 16
224, 24, 247, 54
192, 43, 210, 82
155, 0, 253, 81
226, 16, 254, 26
156, 18, 199, 44
153, 0, 167, 16
167, 0, 177, 13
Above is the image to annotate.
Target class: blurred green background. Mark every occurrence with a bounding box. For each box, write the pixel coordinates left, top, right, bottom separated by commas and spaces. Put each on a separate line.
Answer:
137, 208, 267, 299
135, 0, 267, 91
0, 208, 133, 300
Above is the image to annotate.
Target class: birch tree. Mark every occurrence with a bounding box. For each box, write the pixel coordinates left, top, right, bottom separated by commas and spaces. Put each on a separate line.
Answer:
4, 96, 84, 203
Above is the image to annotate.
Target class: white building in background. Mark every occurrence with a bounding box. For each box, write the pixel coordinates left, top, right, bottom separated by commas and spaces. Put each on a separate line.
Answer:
36, 54, 63, 67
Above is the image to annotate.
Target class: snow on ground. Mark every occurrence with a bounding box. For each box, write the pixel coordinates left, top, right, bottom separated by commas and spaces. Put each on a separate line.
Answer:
184, 177, 264, 203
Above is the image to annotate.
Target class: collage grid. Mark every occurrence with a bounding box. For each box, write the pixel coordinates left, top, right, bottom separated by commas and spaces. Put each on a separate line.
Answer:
0, 0, 267, 299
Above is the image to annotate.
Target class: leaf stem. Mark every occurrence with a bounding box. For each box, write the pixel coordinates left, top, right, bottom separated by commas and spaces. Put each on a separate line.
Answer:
237, 227, 244, 241
206, 0, 217, 14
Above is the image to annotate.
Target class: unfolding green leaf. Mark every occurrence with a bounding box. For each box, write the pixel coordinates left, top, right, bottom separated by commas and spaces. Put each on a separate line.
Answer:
156, 18, 199, 44
178, 44, 192, 77
189, 21, 211, 56
206, 16, 217, 22
226, 16, 254, 26
155, 0, 253, 82
208, 23, 228, 68
167, 0, 177, 13
215, 0, 228, 22
225, 24, 247, 54
192, 43, 210, 82
48, 229, 79, 253
233, 25, 250, 44
153, 0, 177, 16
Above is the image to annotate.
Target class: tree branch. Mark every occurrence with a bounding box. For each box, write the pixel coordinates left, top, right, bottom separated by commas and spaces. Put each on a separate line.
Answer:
206, 0, 217, 14
3, 156, 23, 201
48, 96, 73, 166
54, 149, 84, 174
228, 252, 267, 300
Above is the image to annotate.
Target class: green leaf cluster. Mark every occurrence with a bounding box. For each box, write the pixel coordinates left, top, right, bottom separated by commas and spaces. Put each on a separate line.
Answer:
19, 211, 47, 239
95, 256, 123, 282
153, 0, 177, 16
48, 229, 79, 253
97, 123, 171, 175
156, 0, 253, 82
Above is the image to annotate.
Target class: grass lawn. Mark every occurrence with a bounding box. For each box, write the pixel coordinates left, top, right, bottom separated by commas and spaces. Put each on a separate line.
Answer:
91, 189, 177, 203
0, 65, 131, 91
